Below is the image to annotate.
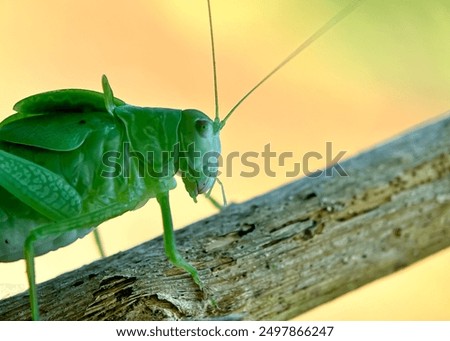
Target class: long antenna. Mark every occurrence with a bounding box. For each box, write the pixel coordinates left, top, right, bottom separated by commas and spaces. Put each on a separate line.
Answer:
207, 0, 220, 127
219, 0, 365, 129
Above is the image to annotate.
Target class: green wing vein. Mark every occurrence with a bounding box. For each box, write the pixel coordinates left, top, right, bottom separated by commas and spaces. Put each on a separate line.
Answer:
0, 150, 82, 221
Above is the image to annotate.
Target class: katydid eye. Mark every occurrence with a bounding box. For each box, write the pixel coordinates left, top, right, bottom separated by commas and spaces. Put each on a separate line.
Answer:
195, 119, 212, 137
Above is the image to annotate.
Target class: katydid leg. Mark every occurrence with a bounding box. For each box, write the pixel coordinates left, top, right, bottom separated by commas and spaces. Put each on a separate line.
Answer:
157, 192, 203, 289
93, 229, 106, 258
23, 201, 139, 320
24, 239, 38, 320
205, 195, 223, 210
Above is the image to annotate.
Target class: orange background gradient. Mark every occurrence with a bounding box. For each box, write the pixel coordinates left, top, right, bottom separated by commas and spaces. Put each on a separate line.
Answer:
0, 0, 449, 319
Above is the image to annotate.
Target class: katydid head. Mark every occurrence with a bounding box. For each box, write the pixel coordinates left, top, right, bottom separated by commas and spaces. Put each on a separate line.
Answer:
178, 109, 221, 201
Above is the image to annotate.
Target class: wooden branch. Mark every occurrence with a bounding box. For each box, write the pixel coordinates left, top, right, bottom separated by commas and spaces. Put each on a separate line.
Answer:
1, 113, 449, 321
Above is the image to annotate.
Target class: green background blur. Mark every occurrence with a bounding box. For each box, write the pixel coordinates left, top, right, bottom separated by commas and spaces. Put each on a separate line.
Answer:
0, 0, 449, 319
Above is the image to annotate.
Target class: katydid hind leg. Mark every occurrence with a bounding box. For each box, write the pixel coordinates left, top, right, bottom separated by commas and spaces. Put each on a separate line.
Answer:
0, 150, 82, 221
23, 200, 139, 320
0, 150, 112, 263
156, 192, 203, 290
24, 236, 38, 320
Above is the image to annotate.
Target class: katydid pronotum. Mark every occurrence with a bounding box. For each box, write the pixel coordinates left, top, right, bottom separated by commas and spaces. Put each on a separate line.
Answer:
0, 1, 364, 320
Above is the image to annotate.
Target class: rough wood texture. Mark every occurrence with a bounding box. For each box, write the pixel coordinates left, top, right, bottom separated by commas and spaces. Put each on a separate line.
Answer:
1, 113, 449, 321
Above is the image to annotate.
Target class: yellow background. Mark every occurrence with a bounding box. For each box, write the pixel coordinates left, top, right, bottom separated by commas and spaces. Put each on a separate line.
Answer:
0, 0, 449, 319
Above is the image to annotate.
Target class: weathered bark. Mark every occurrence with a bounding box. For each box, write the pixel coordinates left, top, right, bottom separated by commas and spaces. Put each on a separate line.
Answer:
1, 113, 449, 321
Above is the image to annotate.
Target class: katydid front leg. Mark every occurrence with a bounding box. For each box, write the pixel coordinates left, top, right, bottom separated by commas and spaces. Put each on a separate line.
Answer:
157, 192, 203, 290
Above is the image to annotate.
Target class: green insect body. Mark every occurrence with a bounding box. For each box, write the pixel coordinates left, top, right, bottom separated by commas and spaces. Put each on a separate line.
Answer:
0, 0, 363, 320
0, 76, 220, 319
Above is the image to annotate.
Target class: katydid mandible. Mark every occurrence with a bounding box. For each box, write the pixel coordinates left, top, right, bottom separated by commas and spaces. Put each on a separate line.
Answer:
0, 0, 364, 320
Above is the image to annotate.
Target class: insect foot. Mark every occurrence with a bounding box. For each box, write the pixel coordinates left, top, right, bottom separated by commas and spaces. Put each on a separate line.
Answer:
166, 251, 218, 310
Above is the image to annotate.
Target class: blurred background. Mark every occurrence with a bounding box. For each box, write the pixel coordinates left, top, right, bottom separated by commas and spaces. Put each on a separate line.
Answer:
0, 0, 449, 319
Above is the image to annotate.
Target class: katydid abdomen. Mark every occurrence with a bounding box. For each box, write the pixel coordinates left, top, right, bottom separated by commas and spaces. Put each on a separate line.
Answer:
0, 187, 92, 262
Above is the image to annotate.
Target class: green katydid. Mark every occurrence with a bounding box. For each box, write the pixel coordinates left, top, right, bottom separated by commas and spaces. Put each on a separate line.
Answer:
0, 0, 364, 320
